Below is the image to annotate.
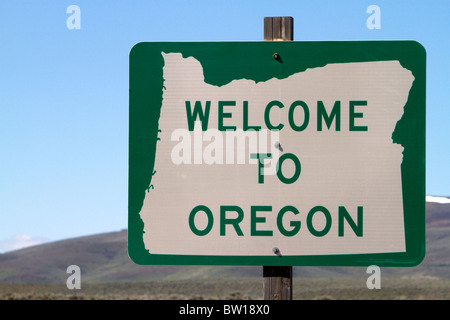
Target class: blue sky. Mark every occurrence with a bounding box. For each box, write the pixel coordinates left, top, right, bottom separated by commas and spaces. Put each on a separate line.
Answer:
0, 0, 449, 252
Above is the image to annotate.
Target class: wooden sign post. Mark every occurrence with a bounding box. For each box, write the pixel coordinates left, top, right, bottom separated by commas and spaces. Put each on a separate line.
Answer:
263, 16, 294, 300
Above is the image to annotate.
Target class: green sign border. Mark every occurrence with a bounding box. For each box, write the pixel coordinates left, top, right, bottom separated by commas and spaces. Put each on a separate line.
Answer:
128, 41, 426, 267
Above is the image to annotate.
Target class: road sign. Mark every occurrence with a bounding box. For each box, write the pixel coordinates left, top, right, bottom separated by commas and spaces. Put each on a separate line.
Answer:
128, 41, 425, 266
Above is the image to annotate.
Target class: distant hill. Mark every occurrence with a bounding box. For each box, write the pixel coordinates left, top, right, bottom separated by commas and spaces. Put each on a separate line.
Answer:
0, 201, 449, 283
426, 200, 450, 228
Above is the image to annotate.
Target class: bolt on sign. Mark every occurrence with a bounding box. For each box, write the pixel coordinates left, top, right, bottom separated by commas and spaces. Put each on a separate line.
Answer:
128, 41, 426, 266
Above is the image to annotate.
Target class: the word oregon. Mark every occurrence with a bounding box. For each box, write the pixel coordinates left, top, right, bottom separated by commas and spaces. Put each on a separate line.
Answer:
189, 204, 363, 237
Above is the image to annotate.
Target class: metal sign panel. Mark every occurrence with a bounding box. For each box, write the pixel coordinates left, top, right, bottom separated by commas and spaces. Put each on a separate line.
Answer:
128, 41, 425, 266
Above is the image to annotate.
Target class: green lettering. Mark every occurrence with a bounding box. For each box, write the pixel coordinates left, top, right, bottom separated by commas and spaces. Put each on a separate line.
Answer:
251, 153, 272, 184
288, 100, 309, 131
338, 206, 363, 237
189, 205, 214, 236
220, 205, 244, 236
251, 206, 273, 236
218, 101, 236, 131
243, 101, 261, 131
185, 101, 211, 131
264, 100, 284, 130
307, 206, 332, 237
277, 205, 301, 237
349, 100, 368, 131
317, 101, 341, 131
276, 153, 301, 184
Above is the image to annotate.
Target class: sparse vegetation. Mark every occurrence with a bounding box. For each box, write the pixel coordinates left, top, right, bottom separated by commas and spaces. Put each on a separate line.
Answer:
2, 278, 450, 300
